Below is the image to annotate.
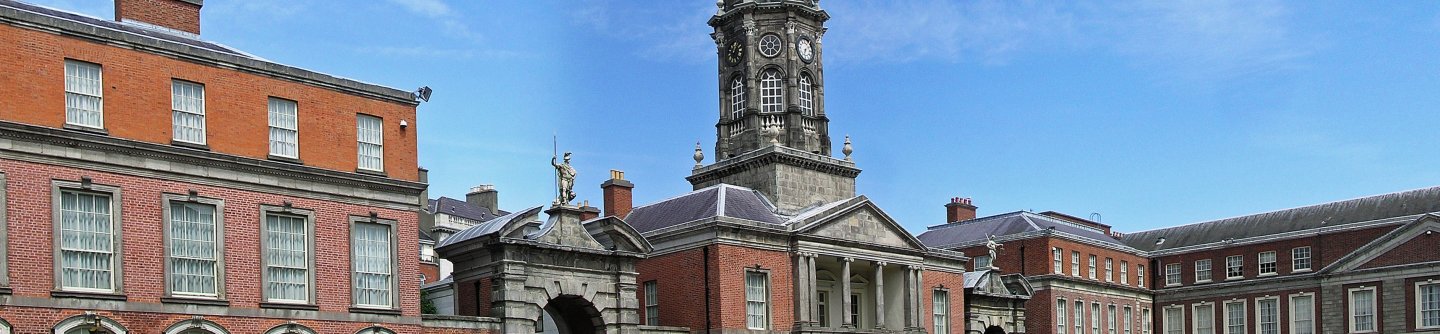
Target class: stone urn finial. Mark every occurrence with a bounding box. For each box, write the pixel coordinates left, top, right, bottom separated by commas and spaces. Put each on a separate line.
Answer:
761, 125, 780, 146
842, 135, 853, 161
693, 142, 705, 168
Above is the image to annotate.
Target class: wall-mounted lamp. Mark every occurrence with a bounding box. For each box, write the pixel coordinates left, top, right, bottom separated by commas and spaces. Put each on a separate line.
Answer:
400, 120, 408, 129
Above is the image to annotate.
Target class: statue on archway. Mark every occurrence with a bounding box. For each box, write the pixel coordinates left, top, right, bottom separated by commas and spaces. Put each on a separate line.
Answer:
552, 152, 577, 205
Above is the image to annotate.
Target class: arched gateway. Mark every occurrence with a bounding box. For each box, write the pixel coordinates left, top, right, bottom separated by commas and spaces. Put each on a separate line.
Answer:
436, 205, 652, 334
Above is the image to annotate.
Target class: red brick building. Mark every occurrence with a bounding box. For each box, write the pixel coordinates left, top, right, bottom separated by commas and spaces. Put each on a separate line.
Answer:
0, 0, 486, 332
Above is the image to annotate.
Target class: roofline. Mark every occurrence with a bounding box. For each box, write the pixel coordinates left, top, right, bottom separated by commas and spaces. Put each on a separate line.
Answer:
1125, 184, 1440, 236
0, 1, 420, 106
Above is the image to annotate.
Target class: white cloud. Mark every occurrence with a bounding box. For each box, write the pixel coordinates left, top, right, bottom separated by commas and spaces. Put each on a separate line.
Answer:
571, 1, 718, 64
386, 0, 453, 18
1099, 0, 1313, 82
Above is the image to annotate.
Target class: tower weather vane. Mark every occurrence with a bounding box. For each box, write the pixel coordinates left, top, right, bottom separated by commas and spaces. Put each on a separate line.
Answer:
551, 135, 577, 206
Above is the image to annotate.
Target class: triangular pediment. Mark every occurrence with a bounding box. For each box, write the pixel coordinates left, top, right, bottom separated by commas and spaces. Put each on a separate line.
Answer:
795, 197, 927, 251
1320, 214, 1440, 274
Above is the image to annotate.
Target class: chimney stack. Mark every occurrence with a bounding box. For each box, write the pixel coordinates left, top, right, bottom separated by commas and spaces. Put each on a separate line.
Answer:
466, 185, 499, 215
945, 197, 978, 223
579, 201, 601, 221
601, 170, 634, 218
115, 0, 204, 35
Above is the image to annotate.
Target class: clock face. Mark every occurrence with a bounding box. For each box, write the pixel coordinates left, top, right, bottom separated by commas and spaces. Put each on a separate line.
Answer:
759, 34, 782, 58
797, 37, 814, 63
726, 40, 744, 66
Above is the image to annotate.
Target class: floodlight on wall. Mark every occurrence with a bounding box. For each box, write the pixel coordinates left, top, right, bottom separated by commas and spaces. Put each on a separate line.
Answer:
400, 120, 409, 129
413, 86, 433, 103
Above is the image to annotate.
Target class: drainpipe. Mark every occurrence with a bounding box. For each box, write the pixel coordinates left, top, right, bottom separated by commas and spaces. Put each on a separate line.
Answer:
1019, 246, 1026, 275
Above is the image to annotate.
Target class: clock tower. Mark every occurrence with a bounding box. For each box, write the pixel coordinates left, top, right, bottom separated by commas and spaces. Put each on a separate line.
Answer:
688, 0, 860, 215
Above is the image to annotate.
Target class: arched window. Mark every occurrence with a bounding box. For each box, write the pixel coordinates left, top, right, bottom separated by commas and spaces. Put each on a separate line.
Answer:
355, 326, 396, 334
163, 318, 228, 334
759, 70, 784, 113
54, 313, 127, 334
730, 76, 746, 119
798, 74, 814, 116
0, 317, 10, 334
263, 323, 316, 334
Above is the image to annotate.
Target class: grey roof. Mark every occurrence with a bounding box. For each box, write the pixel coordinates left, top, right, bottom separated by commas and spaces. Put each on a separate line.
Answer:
1, 0, 250, 58
435, 206, 541, 249
428, 197, 507, 223
419, 229, 434, 242
1122, 185, 1440, 252
625, 184, 783, 233
917, 211, 1127, 249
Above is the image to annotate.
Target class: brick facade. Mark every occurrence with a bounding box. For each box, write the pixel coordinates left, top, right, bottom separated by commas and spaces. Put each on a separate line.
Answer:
114, 0, 201, 34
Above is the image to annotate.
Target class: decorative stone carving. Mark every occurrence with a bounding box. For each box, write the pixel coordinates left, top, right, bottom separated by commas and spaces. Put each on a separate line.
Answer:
986, 234, 1002, 269
842, 135, 853, 161
551, 152, 577, 205
694, 142, 705, 168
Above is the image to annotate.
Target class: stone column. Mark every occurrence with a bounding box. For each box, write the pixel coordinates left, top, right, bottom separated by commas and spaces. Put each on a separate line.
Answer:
874, 261, 886, 329
915, 268, 925, 329
794, 252, 811, 327
903, 265, 916, 329
841, 257, 853, 328
807, 254, 818, 325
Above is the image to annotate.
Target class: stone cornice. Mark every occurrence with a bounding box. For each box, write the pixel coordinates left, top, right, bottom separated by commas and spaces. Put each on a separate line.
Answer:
709, 0, 830, 27
0, 3, 418, 105
686, 145, 859, 184
0, 121, 425, 207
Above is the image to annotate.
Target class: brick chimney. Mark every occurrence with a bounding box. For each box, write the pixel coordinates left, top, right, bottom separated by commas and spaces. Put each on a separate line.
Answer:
945, 197, 977, 223
115, 0, 203, 35
601, 170, 634, 218
466, 185, 499, 215
579, 201, 601, 221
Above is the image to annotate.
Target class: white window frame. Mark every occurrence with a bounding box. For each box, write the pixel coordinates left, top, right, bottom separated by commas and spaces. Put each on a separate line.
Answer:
1195, 259, 1212, 283
1121, 261, 1129, 285
1349, 286, 1377, 333
1255, 296, 1279, 334
1054, 248, 1064, 274
1138, 265, 1145, 288
351, 216, 400, 309
1058, 299, 1068, 334
52, 180, 124, 294
745, 269, 770, 330
1142, 308, 1152, 334
1089, 255, 1098, 280
644, 280, 659, 326
171, 80, 207, 145
1076, 300, 1085, 334
730, 76, 746, 119
975, 255, 991, 270
1165, 263, 1181, 287
1072, 251, 1081, 277
64, 59, 104, 129
1292, 247, 1312, 272
1223, 300, 1246, 334
357, 114, 385, 172
1192, 302, 1215, 334
933, 289, 950, 334
1108, 304, 1117, 334
1105, 258, 1114, 282
268, 97, 300, 159
1290, 293, 1315, 334
798, 73, 814, 116
1163, 305, 1184, 334
1124, 306, 1133, 334
1092, 302, 1101, 334
162, 193, 226, 299
1417, 281, 1440, 330
759, 70, 784, 114
1225, 255, 1243, 280
260, 205, 316, 305
1258, 251, 1277, 276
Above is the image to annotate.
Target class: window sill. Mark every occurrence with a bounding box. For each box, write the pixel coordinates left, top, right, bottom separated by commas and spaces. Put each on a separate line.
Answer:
268, 155, 304, 165
171, 140, 211, 151
1165, 284, 1181, 287
162, 296, 229, 306
52, 290, 127, 301
63, 124, 109, 135
1226, 277, 1244, 281
356, 168, 388, 177
350, 307, 402, 316
1195, 280, 1211, 284
260, 302, 319, 311
1258, 273, 1277, 277
1292, 269, 1312, 273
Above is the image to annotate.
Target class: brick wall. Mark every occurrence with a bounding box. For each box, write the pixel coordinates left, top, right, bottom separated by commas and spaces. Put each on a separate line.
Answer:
0, 23, 420, 182
714, 244, 794, 330
421, 262, 441, 284
1154, 286, 1317, 334
1357, 231, 1439, 270
970, 237, 1149, 289
114, 0, 201, 34
0, 308, 445, 333
1152, 225, 1398, 288
1042, 287, 1153, 334
922, 270, 967, 333
0, 158, 423, 330
455, 277, 493, 317
635, 247, 710, 330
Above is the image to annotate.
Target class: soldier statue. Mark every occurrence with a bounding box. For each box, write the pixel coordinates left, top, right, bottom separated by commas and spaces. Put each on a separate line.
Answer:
552, 152, 577, 205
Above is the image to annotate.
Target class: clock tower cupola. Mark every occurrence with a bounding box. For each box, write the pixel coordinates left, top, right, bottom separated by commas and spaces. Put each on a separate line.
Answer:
689, 0, 860, 215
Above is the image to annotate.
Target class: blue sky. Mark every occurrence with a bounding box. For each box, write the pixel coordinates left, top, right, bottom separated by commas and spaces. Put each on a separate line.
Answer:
34, 0, 1440, 233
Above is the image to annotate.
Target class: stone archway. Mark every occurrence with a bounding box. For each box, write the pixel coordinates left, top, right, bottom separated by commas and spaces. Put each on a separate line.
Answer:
542, 295, 603, 334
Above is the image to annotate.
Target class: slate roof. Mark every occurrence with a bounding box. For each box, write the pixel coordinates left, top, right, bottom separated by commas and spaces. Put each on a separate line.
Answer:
0, 0, 253, 58
428, 197, 507, 223
917, 211, 1129, 249
434, 206, 541, 249
1121, 185, 1440, 252
625, 184, 784, 233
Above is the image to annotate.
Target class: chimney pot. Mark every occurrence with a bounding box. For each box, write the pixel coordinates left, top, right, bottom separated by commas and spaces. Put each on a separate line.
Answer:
466, 184, 499, 215
945, 196, 978, 223
602, 170, 635, 218
115, 0, 204, 35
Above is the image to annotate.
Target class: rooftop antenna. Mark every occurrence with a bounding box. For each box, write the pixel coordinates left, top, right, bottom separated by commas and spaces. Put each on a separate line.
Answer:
1089, 212, 1102, 223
